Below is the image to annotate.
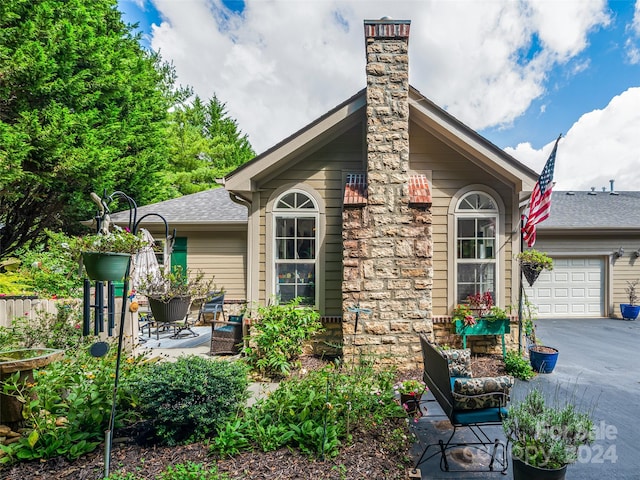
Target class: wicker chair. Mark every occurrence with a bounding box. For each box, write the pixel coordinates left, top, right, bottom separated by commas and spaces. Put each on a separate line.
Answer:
210, 314, 243, 355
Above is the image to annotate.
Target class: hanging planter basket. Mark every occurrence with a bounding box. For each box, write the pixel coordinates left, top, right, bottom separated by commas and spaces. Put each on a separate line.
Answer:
521, 262, 543, 287
82, 252, 131, 282
148, 296, 191, 324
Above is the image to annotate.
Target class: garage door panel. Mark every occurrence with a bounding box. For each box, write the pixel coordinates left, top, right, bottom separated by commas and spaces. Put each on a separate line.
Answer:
526, 257, 604, 318
554, 272, 569, 282
554, 288, 569, 298
536, 288, 552, 298
571, 272, 586, 282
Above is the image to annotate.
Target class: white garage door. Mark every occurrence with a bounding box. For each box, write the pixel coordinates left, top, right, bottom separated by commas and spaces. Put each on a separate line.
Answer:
525, 258, 604, 317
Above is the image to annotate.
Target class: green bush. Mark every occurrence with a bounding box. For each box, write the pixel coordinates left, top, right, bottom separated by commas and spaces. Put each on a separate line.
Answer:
16, 230, 84, 297
244, 298, 323, 378
132, 356, 248, 446
210, 361, 405, 458
504, 349, 535, 380
0, 344, 147, 464
106, 462, 229, 480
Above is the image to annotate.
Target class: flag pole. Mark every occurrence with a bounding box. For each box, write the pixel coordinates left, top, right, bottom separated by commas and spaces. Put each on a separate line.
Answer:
519, 133, 562, 354
518, 215, 524, 354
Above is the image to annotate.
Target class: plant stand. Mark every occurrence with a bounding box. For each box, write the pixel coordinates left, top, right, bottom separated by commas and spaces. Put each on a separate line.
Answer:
454, 317, 510, 359
147, 296, 191, 340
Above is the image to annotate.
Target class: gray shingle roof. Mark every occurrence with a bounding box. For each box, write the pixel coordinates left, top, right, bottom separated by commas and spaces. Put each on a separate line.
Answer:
109, 188, 247, 225
539, 191, 640, 230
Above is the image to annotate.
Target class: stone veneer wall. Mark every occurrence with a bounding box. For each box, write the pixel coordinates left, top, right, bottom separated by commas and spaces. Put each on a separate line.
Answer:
341, 20, 433, 370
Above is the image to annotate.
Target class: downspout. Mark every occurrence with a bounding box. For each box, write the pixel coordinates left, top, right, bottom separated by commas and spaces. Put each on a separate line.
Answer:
228, 191, 253, 311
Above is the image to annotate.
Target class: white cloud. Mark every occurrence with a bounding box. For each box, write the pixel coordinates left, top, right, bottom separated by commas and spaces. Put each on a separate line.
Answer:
144, 0, 614, 154
506, 87, 640, 191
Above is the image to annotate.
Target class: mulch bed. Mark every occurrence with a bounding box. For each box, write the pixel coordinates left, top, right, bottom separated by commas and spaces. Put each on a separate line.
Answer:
1, 354, 505, 480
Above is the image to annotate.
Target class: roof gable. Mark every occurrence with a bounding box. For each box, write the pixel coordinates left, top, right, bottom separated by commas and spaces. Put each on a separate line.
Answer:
224, 86, 539, 197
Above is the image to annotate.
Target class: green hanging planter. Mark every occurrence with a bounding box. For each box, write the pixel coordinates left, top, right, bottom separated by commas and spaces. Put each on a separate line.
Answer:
82, 252, 131, 282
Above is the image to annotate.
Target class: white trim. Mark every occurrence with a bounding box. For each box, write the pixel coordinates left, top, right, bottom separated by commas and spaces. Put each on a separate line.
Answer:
266, 185, 324, 309
448, 186, 506, 311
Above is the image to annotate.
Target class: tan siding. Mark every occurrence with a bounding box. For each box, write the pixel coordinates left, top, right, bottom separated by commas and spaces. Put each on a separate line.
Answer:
256, 124, 364, 315
185, 231, 247, 300
410, 121, 515, 315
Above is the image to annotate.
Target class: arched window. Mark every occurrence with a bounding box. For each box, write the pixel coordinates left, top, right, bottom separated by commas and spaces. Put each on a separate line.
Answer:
273, 190, 318, 305
455, 192, 498, 304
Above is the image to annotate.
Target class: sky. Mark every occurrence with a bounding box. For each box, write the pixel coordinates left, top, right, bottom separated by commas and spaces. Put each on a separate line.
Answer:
118, 0, 640, 192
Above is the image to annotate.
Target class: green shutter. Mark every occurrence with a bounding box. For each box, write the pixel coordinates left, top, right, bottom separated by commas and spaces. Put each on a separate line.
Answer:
172, 237, 188, 273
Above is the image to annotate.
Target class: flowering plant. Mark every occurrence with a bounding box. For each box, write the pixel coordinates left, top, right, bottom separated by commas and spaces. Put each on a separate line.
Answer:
394, 379, 425, 396
452, 304, 476, 326
466, 291, 493, 316
76, 226, 147, 254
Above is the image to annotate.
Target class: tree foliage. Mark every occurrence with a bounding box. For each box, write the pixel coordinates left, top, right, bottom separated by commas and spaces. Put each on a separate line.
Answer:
0, 0, 188, 258
166, 95, 255, 196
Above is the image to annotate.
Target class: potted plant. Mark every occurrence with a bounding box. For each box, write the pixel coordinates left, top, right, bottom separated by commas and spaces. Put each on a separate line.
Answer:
517, 249, 554, 287
139, 266, 214, 324
451, 296, 510, 336
522, 296, 559, 374
503, 389, 594, 479
394, 379, 426, 416
76, 226, 147, 282
620, 279, 640, 320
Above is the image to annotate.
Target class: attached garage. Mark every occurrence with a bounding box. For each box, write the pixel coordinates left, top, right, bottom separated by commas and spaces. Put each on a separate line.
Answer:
525, 257, 605, 318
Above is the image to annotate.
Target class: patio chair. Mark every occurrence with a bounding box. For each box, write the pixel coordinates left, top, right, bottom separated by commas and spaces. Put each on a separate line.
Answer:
210, 314, 243, 355
196, 292, 225, 324
412, 335, 512, 475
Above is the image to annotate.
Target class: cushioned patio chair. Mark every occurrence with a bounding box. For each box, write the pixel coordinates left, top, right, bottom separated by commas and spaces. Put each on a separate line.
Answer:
210, 314, 243, 355
412, 335, 513, 475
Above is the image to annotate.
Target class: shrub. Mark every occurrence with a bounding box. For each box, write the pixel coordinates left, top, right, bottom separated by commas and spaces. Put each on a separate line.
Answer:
132, 356, 248, 445
16, 230, 85, 297
504, 350, 535, 380
244, 298, 323, 378
107, 462, 229, 480
210, 360, 405, 458
0, 344, 147, 464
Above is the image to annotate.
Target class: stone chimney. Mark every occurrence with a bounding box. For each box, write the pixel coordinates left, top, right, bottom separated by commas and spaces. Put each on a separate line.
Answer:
342, 19, 433, 369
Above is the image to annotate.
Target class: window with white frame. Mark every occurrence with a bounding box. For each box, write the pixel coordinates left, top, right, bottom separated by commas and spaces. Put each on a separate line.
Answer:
273, 190, 318, 305
455, 192, 498, 303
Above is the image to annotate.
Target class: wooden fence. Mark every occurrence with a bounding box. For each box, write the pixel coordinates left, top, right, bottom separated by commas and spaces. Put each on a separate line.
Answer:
0, 298, 60, 328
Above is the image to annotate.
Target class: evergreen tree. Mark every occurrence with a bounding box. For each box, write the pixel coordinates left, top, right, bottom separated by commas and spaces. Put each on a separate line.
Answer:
166, 95, 255, 195
0, 0, 188, 258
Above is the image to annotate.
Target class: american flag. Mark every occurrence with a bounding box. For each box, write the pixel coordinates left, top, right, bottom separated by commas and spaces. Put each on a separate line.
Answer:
522, 135, 561, 247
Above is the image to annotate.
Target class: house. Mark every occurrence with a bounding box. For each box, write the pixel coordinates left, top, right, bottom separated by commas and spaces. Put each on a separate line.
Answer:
110, 188, 248, 301
218, 18, 539, 367
526, 188, 640, 318
119, 19, 640, 366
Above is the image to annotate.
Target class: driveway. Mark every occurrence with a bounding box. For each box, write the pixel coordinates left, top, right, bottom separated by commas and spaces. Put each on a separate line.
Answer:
412, 317, 640, 479
527, 317, 640, 479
